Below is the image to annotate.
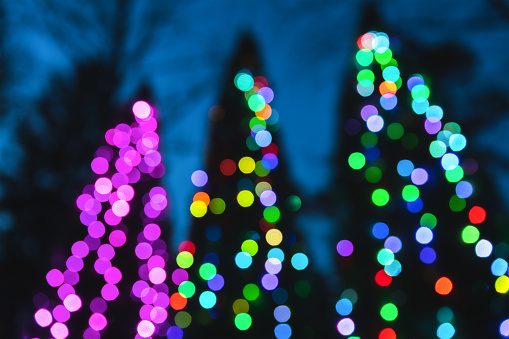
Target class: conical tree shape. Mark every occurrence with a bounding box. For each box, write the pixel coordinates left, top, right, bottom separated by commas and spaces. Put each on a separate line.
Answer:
334, 4, 509, 338
174, 34, 334, 338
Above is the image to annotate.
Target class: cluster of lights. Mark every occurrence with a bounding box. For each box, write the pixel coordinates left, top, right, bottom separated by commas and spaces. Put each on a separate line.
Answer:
33, 101, 170, 338
345, 30, 509, 338
181, 69, 306, 338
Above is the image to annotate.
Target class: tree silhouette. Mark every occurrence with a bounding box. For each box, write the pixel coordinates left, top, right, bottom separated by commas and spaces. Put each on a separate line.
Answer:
169, 35, 334, 338
333, 5, 509, 338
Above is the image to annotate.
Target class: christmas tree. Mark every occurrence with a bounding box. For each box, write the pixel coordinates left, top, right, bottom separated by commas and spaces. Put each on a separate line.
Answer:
334, 25, 509, 339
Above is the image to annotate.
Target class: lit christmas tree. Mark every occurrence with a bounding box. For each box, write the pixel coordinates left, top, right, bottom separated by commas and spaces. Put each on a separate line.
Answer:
334, 28, 509, 339
31, 99, 172, 339
165, 36, 333, 338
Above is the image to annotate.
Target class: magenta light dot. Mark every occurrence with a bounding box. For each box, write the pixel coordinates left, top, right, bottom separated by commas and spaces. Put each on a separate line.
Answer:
144, 224, 161, 241
140, 304, 154, 320
76, 194, 93, 211
150, 186, 166, 198
337, 240, 354, 256
57, 284, 75, 301
52, 305, 70, 323
127, 167, 141, 183
150, 163, 165, 179
66, 256, 84, 272
46, 269, 64, 287
88, 221, 105, 239
50, 322, 69, 339
105, 129, 116, 145
94, 258, 112, 275
139, 117, 157, 132
104, 267, 122, 284
144, 150, 162, 167
95, 177, 112, 195
63, 294, 82, 312
261, 274, 278, 291
91, 157, 109, 175
112, 173, 129, 188
63, 270, 80, 286
150, 194, 167, 211
148, 255, 165, 270
84, 235, 101, 251
154, 283, 169, 294
80, 211, 97, 226
133, 101, 152, 120
136, 242, 153, 260
124, 149, 142, 167
137, 320, 155, 338
108, 192, 120, 205
139, 264, 149, 281
191, 170, 208, 187
101, 284, 119, 301
113, 130, 131, 148
94, 190, 110, 203
171, 269, 188, 285
150, 306, 168, 324
34, 308, 53, 327
153, 292, 170, 308
83, 327, 101, 339
104, 209, 121, 226
98, 244, 115, 260
144, 203, 161, 218
149, 267, 167, 285
112, 200, 130, 217
117, 185, 135, 201
89, 313, 107, 331
141, 287, 157, 305
71, 241, 90, 259
109, 230, 127, 247
132, 280, 149, 298
90, 297, 107, 313
115, 157, 132, 174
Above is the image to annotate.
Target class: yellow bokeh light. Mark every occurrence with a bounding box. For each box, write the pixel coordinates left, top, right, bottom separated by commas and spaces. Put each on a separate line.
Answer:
266, 229, 283, 246
239, 157, 255, 174
495, 275, 509, 294
237, 190, 254, 208
232, 299, 249, 314
190, 200, 207, 218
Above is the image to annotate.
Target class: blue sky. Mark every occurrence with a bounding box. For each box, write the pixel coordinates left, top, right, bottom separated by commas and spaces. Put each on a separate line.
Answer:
2, 0, 509, 278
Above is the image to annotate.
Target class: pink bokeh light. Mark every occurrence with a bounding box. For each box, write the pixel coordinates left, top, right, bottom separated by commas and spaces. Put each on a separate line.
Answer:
89, 313, 107, 331
63, 294, 82, 312
34, 308, 53, 327
104, 267, 122, 284
46, 269, 64, 287
135, 242, 153, 260
148, 267, 166, 285
137, 320, 155, 338
101, 284, 119, 301
50, 322, 69, 339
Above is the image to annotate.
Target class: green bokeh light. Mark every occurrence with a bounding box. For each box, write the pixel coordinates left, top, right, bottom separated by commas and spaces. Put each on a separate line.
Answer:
387, 123, 404, 140
241, 240, 258, 256
357, 69, 375, 83
375, 48, 392, 65
420, 213, 437, 229
199, 263, 217, 281
263, 206, 280, 223
248, 94, 266, 112
380, 303, 398, 321
372, 189, 390, 206
176, 251, 194, 269
361, 132, 378, 148
402, 185, 419, 202
356, 50, 374, 67
445, 166, 464, 183
348, 152, 366, 170
243, 284, 260, 301
449, 195, 466, 212
462, 225, 480, 244
365, 166, 382, 183
178, 281, 196, 298
286, 195, 301, 212
175, 311, 192, 328
234, 313, 252, 331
